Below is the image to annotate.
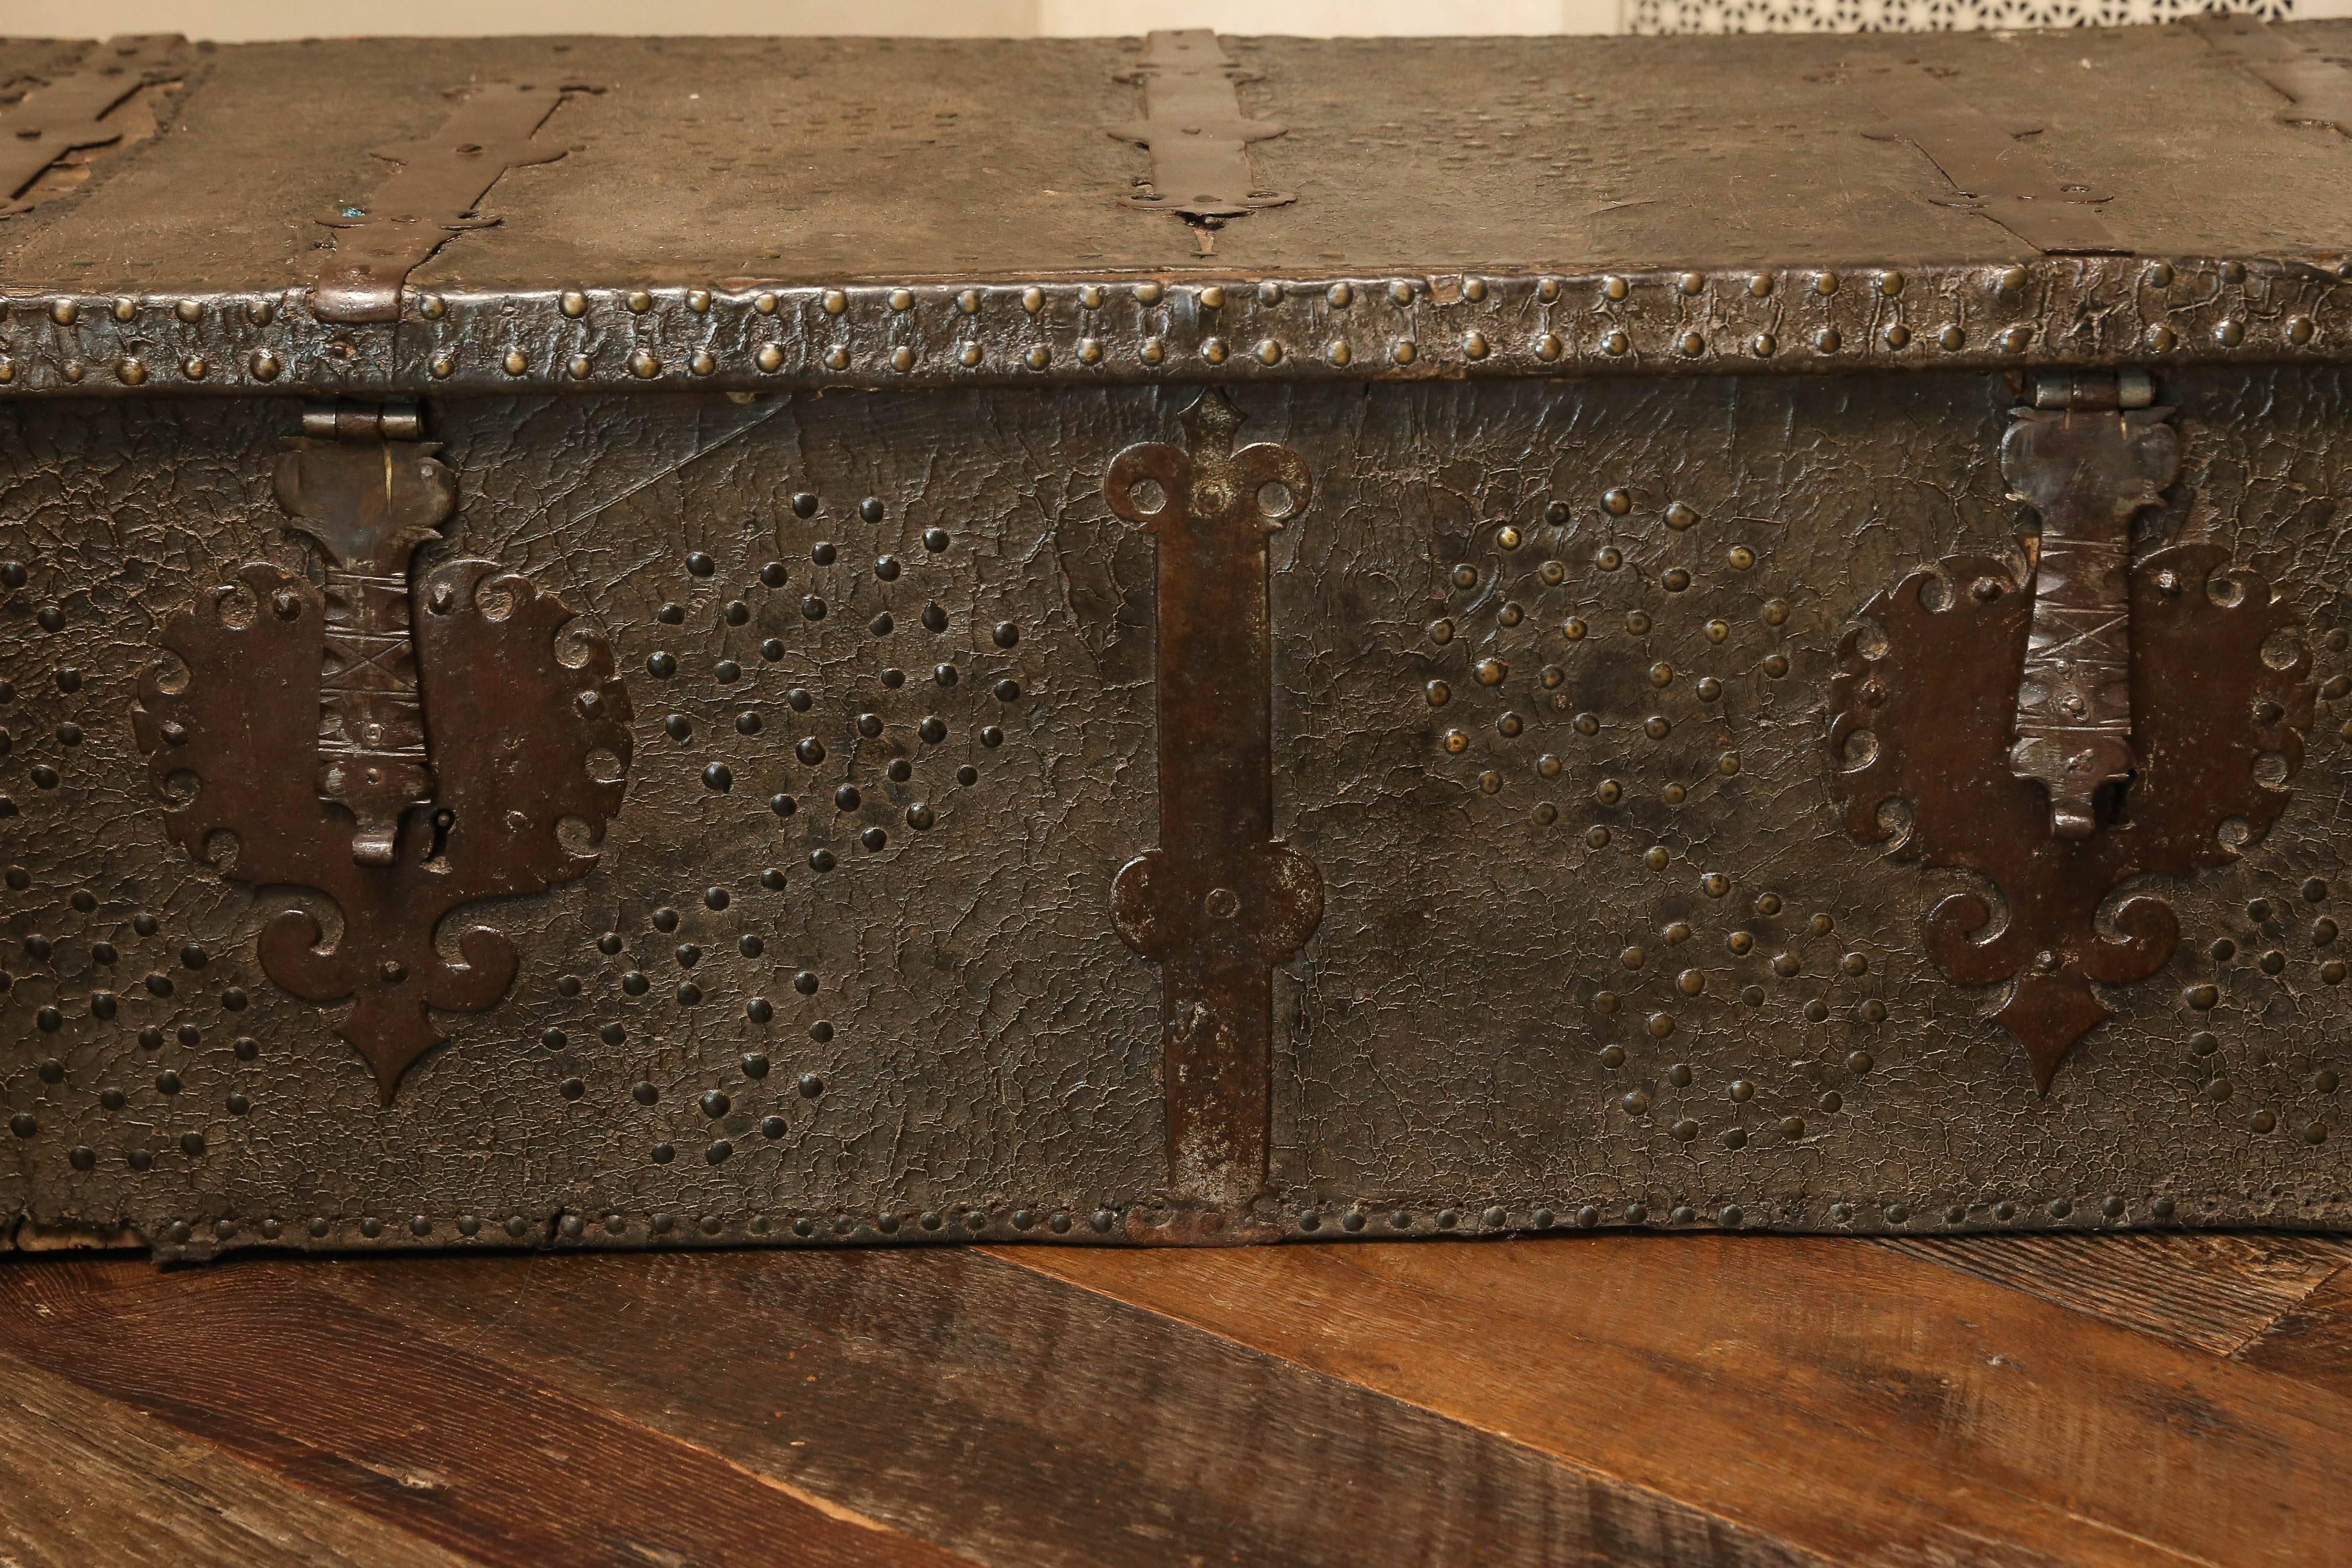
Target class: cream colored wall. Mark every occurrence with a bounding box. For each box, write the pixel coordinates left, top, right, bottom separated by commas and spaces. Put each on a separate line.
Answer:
4, 0, 1626, 39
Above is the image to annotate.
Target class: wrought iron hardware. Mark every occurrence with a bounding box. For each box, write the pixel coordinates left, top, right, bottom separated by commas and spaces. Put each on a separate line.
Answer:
131, 403, 633, 1100
310, 84, 577, 325
1105, 392, 1322, 1214
0, 35, 183, 215
1831, 370, 2316, 1092
1850, 62, 2122, 255
1108, 31, 1294, 251
2193, 14, 2352, 136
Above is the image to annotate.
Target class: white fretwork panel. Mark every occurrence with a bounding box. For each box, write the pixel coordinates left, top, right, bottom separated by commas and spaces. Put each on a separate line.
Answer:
1628, 0, 2287, 32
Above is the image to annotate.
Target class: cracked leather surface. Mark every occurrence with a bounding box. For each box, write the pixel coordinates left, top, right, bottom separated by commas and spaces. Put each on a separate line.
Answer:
1, 370, 2348, 1255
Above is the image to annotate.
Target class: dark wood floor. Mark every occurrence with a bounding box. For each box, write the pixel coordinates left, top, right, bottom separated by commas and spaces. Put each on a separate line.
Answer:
2, 1231, 2348, 1566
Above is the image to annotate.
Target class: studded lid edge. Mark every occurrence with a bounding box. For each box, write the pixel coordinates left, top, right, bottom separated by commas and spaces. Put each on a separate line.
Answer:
0, 256, 2344, 398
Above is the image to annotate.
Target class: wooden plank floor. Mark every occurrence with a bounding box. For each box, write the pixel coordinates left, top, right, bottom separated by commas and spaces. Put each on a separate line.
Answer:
3, 1232, 2350, 1566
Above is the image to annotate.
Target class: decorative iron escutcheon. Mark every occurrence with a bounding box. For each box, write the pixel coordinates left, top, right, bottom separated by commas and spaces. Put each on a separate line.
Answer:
130, 405, 633, 1101
1105, 392, 1323, 1216
1831, 373, 2316, 1092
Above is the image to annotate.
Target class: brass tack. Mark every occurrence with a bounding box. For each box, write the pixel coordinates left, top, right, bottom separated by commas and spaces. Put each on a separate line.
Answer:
1937, 325, 1964, 351
1677, 272, 1704, 295
1678, 332, 1704, 356
1025, 344, 1051, 369
627, 289, 654, 313
416, 295, 443, 320
429, 353, 454, 378
503, 349, 528, 375
1876, 270, 1905, 297
1602, 329, 1628, 355
2148, 324, 2177, 353
630, 350, 661, 377
1536, 277, 1559, 303
1750, 332, 1775, 357
2288, 315, 2316, 345
1327, 282, 1353, 307
1388, 280, 1413, 305
1536, 332, 1562, 361
175, 299, 202, 323
1748, 273, 1773, 298
249, 349, 281, 381
1141, 336, 1165, 365
1326, 339, 1351, 366
569, 354, 593, 379
1201, 337, 1227, 364
1022, 286, 1045, 313
0, 359, 16, 383
2216, 319, 2245, 347
1258, 280, 1283, 304
823, 289, 847, 315
1813, 271, 1839, 296
1463, 330, 1489, 359
1135, 280, 1163, 305
1077, 337, 1102, 365
1602, 274, 1628, 301
61, 359, 83, 382
958, 289, 981, 313
116, 357, 145, 385
1392, 338, 1416, 364
1078, 285, 1102, 309
181, 356, 206, 380
888, 288, 913, 311
49, 300, 77, 325
1199, 284, 1225, 309
112, 297, 136, 322
692, 350, 719, 375
1256, 338, 1282, 365
560, 289, 588, 317
1815, 326, 1842, 353
1884, 322, 1910, 349
1464, 277, 1487, 302
756, 343, 785, 372
824, 345, 850, 370
1995, 264, 2028, 295
1997, 325, 2031, 352
687, 288, 711, 313
958, 342, 982, 367
2144, 261, 2174, 289
756, 291, 779, 313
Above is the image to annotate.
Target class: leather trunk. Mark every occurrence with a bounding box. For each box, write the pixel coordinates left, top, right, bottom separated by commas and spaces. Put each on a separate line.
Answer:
4, 21, 2352, 1260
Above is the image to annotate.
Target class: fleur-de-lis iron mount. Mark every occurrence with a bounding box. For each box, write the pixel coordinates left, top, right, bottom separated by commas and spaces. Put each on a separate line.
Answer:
131, 404, 633, 1101
1831, 371, 2316, 1091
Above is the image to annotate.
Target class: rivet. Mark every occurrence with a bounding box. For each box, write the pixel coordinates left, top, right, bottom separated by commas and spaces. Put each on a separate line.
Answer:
823, 289, 847, 315
1884, 322, 1910, 350
888, 287, 913, 311
959, 342, 983, 367
1392, 338, 1416, 364
560, 289, 588, 317
1463, 277, 1487, 302
1748, 273, 1773, 298
112, 296, 137, 321
1199, 284, 1225, 309
1997, 325, 2032, 352
825, 345, 850, 370
61, 360, 83, 383
429, 353, 453, 378
416, 295, 443, 320
1815, 326, 1842, 353
2148, 324, 2177, 353
1022, 285, 1045, 313
182, 356, 207, 380
1678, 331, 1704, 356
116, 357, 146, 386
1677, 272, 1704, 295
2216, 319, 2245, 347
1326, 339, 1351, 366
49, 299, 78, 325
1750, 332, 1775, 358
1464, 330, 1488, 359
1388, 280, 1413, 305
1602, 274, 1628, 301
1536, 332, 1562, 360
888, 345, 913, 372
2143, 261, 2174, 289
1813, 271, 1839, 296
1136, 280, 1163, 305
1603, 487, 1632, 515
1141, 336, 1165, 365
1937, 325, 1965, 351
1601, 329, 1629, 356
691, 349, 717, 375
1252, 338, 1280, 365
503, 349, 527, 375
627, 289, 653, 313
174, 299, 202, 323
2288, 315, 2316, 345
1258, 280, 1283, 305
1876, 270, 1905, 297
1025, 344, 1051, 369
249, 349, 281, 382
630, 350, 660, 378
757, 343, 785, 372
756, 290, 779, 313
